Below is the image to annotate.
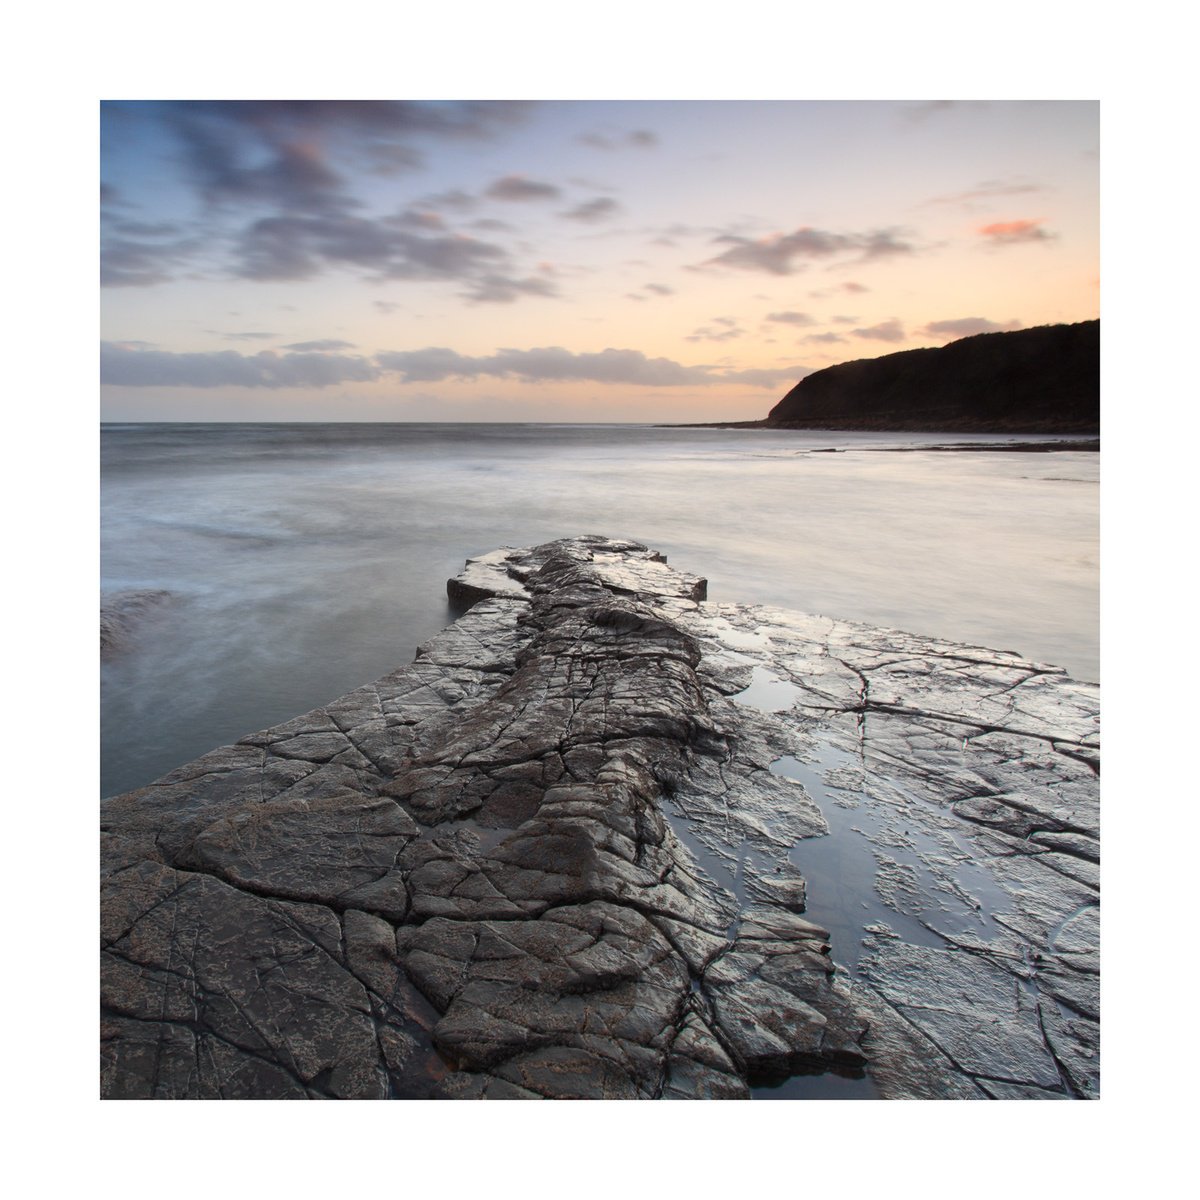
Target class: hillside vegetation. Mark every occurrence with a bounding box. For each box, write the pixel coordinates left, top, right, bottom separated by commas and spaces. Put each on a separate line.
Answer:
767, 321, 1099, 432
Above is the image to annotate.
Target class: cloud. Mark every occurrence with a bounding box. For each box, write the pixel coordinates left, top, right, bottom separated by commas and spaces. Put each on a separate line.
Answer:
577, 129, 658, 151
100, 180, 204, 287
463, 273, 559, 304
151, 100, 531, 214
176, 122, 347, 215
978, 219, 1055, 245
422, 188, 478, 211
101, 102, 542, 290
375, 346, 793, 387
858, 231, 916, 261
104, 340, 800, 390
561, 197, 621, 223
701, 226, 914, 275
212, 330, 277, 341
765, 311, 816, 327
233, 214, 509, 284
686, 317, 742, 343
807, 281, 870, 300
851, 319, 906, 342
644, 283, 674, 296
376, 345, 713, 386
100, 233, 201, 287
803, 332, 847, 345
110, 219, 185, 238
485, 174, 562, 202
723, 366, 808, 387
926, 178, 1044, 208
101, 342, 381, 388
393, 209, 446, 231
902, 100, 988, 123
919, 317, 1022, 339
242, 218, 553, 301
282, 339, 357, 351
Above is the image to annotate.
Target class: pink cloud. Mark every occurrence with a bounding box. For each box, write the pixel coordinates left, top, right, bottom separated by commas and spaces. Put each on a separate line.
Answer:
978, 218, 1054, 245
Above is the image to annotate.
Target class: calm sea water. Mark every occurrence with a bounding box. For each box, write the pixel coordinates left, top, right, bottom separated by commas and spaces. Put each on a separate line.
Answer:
101, 423, 1098, 798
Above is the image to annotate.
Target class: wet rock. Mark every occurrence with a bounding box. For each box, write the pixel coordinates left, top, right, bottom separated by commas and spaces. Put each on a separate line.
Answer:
101, 535, 1099, 1100
100, 588, 172, 659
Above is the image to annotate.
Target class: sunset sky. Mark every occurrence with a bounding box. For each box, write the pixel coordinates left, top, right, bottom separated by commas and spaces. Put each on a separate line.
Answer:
100, 99, 1099, 422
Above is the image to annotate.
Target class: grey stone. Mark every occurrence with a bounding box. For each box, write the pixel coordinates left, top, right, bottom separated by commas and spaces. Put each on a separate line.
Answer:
101, 535, 1099, 1100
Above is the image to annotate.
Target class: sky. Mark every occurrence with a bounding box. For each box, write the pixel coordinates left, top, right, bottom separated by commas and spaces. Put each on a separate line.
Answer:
99, 99, 1099, 422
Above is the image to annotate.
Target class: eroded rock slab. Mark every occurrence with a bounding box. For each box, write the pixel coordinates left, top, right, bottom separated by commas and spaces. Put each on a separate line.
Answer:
101, 535, 1098, 1099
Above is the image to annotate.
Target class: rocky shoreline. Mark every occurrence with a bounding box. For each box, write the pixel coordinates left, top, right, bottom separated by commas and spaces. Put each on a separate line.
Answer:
660, 426, 1100, 452
101, 536, 1099, 1099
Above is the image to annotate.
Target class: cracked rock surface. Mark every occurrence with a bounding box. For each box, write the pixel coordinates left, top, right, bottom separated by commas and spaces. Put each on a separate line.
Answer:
101, 535, 1099, 1099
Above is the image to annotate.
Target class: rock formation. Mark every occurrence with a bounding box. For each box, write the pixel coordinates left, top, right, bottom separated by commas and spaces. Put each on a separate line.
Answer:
100, 589, 171, 660
101, 536, 1099, 1099
767, 320, 1100, 432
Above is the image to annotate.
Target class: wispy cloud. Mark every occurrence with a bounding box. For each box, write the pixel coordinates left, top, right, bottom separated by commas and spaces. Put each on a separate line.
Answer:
100, 234, 200, 287
422, 188, 478, 212
851, 319, 906, 342
978, 219, 1055, 246
577, 129, 658, 151
394, 209, 446, 231
470, 217, 517, 233
561, 197, 621, 223
485, 174, 562, 202
765, 311, 817, 327
464, 273, 559, 304
808, 281, 870, 299
229, 213, 547, 305
727, 365, 810, 387
919, 317, 1022, 339
282, 338, 357, 351
925, 178, 1044, 208
902, 100, 989, 123
701, 227, 914, 275
686, 317, 742, 343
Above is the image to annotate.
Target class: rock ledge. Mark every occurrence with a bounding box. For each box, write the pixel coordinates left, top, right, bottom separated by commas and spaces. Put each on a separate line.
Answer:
101, 536, 1098, 1099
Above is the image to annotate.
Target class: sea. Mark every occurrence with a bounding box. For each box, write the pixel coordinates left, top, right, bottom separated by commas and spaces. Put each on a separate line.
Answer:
100, 423, 1099, 799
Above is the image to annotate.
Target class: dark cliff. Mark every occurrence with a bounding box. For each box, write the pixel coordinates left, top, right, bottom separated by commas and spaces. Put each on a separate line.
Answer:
767, 320, 1099, 432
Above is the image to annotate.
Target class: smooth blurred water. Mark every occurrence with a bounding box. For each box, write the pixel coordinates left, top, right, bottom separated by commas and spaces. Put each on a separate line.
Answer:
101, 423, 1098, 797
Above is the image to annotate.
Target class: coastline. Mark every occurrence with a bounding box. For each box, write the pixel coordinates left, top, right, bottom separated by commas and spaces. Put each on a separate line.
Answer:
659, 421, 1100, 451
102, 422, 1099, 796
101, 537, 1099, 1100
